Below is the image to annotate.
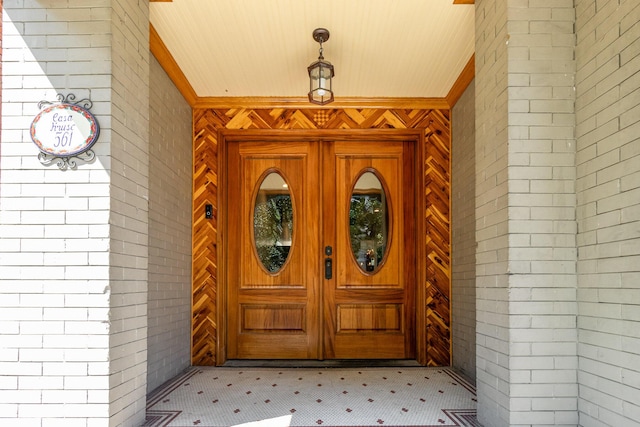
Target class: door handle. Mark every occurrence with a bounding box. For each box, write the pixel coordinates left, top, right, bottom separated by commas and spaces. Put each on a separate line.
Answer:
324, 257, 332, 280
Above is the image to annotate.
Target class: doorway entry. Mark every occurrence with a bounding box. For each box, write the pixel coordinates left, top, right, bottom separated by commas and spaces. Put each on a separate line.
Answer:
222, 132, 418, 361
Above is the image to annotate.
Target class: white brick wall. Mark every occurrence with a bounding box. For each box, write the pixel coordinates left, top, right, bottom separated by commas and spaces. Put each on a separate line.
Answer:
452, 79, 477, 383
575, 1, 640, 426
1, 2, 149, 426
475, 0, 510, 425
146, 55, 192, 393
108, 1, 150, 425
476, 1, 578, 425
506, 1, 578, 426
1, 3, 112, 427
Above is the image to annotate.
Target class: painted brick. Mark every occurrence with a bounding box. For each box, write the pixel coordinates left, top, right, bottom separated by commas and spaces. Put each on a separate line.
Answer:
452, 79, 477, 383
475, 1, 512, 425
476, 1, 580, 425
575, 0, 640, 425
0, 2, 149, 427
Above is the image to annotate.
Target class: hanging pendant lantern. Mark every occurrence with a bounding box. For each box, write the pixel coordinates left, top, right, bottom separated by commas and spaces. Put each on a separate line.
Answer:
308, 28, 335, 105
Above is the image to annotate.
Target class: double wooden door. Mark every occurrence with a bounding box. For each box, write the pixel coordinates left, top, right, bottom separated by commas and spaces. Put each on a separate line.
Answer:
226, 138, 416, 360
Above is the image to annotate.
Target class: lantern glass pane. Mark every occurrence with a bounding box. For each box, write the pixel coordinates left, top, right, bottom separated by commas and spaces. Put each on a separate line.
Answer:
309, 65, 320, 79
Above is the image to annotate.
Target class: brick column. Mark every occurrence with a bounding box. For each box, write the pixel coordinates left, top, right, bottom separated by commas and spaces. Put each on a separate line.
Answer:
0, 2, 149, 426
475, 1, 578, 426
575, 0, 640, 425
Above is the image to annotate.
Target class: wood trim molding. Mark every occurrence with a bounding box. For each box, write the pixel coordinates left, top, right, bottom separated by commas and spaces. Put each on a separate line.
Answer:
445, 54, 475, 108
193, 96, 450, 110
453, 0, 474, 4
149, 23, 197, 106
150, 0, 172, 2
191, 107, 452, 366
149, 24, 470, 111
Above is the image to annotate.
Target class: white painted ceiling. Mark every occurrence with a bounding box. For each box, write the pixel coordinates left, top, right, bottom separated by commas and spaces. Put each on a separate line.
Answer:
149, 0, 475, 99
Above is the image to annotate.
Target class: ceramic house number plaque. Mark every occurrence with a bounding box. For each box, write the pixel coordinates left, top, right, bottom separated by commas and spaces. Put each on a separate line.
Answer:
30, 94, 100, 170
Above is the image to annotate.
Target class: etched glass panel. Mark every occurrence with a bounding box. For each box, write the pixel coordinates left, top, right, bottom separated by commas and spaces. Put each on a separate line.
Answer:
349, 171, 389, 273
253, 172, 293, 273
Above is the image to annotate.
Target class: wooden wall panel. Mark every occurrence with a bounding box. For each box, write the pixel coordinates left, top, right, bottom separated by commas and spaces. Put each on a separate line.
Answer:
192, 107, 451, 366
192, 111, 222, 365
424, 110, 452, 366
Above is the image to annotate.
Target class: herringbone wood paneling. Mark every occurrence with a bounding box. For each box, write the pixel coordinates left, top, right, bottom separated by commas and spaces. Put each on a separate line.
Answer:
424, 110, 452, 366
192, 108, 451, 366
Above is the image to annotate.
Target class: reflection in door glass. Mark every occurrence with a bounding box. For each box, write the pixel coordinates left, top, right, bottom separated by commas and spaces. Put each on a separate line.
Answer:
349, 171, 389, 273
253, 172, 293, 273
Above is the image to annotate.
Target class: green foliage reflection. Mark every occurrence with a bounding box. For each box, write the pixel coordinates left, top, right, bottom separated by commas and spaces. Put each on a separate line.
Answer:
254, 194, 293, 273
350, 194, 386, 272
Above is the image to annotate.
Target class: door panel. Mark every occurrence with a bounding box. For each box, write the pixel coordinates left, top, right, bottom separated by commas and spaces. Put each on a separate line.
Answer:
227, 141, 321, 359
227, 139, 415, 360
323, 141, 415, 359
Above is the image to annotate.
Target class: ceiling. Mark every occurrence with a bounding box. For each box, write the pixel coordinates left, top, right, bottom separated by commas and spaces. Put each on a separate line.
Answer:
149, 0, 475, 102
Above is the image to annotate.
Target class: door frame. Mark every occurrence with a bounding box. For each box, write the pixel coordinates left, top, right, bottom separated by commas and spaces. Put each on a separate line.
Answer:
217, 129, 426, 365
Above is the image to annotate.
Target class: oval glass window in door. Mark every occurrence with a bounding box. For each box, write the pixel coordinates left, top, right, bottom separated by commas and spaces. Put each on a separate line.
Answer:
349, 171, 389, 273
253, 171, 294, 273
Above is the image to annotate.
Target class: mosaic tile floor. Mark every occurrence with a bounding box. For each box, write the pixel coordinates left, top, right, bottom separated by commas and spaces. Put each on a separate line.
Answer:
144, 367, 479, 427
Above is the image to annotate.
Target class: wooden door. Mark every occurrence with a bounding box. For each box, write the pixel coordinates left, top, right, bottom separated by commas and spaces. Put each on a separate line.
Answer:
227, 141, 321, 359
226, 138, 415, 360
322, 141, 415, 359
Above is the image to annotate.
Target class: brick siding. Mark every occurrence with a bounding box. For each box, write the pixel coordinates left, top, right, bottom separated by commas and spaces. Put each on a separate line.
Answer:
0, 2, 150, 426
452, 79, 477, 383
576, 0, 640, 425
475, 0, 511, 424
475, 1, 579, 425
146, 55, 192, 393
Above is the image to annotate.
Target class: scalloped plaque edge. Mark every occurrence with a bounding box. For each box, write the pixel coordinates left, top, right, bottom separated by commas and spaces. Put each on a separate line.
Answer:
30, 93, 100, 170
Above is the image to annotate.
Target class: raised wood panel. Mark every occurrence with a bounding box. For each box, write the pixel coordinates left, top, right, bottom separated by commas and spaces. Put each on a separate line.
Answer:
337, 304, 403, 332
192, 107, 451, 366
242, 305, 306, 332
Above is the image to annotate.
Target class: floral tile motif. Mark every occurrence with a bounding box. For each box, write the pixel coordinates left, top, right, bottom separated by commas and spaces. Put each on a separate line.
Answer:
145, 367, 478, 427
